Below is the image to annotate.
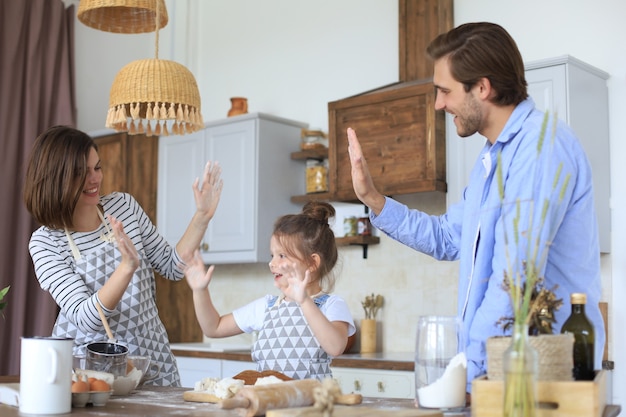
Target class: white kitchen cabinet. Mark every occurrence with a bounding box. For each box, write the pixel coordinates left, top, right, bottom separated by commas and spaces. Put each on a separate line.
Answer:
446, 55, 610, 252
331, 367, 415, 399
158, 112, 307, 264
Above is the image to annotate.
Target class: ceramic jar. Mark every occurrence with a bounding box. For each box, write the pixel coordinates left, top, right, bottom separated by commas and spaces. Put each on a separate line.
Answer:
228, 97, 248, 117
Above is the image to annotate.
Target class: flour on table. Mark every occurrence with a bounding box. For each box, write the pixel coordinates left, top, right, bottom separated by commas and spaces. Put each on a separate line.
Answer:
193, 374, 284, 399
193, 377, 244, 399
253, 375, 284, 385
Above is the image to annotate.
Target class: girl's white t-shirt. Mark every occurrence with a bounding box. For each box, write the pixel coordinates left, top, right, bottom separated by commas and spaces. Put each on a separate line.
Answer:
232, 293, 356, 336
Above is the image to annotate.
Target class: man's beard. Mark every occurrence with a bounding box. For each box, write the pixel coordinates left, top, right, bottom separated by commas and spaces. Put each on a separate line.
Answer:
456, 95, 482, 138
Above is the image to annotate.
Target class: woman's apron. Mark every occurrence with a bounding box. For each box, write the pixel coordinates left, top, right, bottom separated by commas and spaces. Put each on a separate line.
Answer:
54, 211, 181, 386
251, 294, 332, 380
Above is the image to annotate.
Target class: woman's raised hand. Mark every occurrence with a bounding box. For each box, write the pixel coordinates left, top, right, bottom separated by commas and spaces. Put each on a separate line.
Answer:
193, 161, 224, 221
176, 161, 224, 264
108, 215, 139, 273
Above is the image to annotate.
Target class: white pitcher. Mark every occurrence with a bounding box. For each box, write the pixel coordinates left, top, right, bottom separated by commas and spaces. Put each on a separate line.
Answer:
19, 337, 73, 414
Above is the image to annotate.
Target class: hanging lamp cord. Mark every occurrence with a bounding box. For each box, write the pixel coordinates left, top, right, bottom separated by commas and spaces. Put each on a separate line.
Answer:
154, 0, 160, 59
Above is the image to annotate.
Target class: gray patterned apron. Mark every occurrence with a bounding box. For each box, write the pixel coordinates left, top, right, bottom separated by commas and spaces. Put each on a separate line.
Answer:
251, 294, 332, 380
54, 212, 180, 386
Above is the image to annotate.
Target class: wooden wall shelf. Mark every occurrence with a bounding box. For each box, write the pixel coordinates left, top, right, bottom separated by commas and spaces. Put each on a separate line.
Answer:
290, 147, 379, 258
291, 148, 328, 160
336, 235, 380, 259
290, 147, 333, 203
336, 235, 380, 246
290, 193, 333, 204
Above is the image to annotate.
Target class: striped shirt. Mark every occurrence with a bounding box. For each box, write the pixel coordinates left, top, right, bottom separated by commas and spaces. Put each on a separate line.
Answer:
29, 192, 184, 385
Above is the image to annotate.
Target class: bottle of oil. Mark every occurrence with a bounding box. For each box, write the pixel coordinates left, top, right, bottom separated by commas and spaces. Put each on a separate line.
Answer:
561, 293, 595, 380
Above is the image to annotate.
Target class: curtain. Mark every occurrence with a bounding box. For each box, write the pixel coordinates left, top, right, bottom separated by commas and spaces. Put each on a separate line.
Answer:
0, 0, 76, 375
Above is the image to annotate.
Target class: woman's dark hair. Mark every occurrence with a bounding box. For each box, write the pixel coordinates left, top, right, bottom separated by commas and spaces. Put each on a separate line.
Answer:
23, 126, 97, 229
426, 22, 528, 106
273, 201, 338, 292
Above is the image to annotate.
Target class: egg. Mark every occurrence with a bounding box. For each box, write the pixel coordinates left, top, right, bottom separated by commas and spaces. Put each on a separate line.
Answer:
89, 379, 111, 392
71, 380, 89, 393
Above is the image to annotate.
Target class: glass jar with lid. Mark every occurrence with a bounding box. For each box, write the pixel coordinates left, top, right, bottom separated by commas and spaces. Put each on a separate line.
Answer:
300, 128, 327, 151
305, 159, 328, 193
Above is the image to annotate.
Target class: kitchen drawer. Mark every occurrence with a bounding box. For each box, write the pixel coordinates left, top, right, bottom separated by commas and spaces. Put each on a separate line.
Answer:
331, 367, 415, 399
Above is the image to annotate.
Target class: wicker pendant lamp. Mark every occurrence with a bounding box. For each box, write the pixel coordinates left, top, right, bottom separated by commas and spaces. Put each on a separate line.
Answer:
77, 0, 168, 34
104, 1, 203, 136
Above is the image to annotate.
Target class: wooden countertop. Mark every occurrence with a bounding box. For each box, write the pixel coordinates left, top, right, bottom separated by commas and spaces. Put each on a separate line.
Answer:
171, 348, 255, 362
171, 348, 415, 371
331, 352, 414, 371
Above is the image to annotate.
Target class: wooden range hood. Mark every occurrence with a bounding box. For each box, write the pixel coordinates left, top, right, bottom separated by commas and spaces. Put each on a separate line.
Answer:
327, 0, 453, 202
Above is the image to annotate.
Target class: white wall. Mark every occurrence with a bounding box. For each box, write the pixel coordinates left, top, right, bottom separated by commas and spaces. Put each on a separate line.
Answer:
72, 10, 153, 133
71, 0, 625, 404
161, 0, 399, 130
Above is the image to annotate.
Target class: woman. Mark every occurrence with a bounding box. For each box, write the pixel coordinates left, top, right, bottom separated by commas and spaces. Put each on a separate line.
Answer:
23, 126, 223, 386
184, 201, 355, 380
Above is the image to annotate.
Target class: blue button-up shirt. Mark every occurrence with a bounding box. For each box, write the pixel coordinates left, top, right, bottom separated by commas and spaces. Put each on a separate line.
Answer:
371, 98, 605, 390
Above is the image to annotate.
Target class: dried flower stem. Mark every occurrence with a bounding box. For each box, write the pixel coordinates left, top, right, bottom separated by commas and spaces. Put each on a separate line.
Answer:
498, 111, 570, 417
498, 111, 569, 330
361, 293, 384, 320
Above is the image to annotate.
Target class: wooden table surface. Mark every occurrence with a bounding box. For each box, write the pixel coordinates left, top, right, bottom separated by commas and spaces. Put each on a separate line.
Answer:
0, 381, 434, 417
1, 376, 620, 417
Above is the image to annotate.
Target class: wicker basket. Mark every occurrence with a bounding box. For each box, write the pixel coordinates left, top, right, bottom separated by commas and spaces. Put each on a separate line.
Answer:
486, 333, 575, 381
77, 0, 168, 34
106, 58, 203, 135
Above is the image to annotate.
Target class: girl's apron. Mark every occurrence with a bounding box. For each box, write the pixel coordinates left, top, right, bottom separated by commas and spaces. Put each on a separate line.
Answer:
54, 211, 180, 386
251, 294, 332, 380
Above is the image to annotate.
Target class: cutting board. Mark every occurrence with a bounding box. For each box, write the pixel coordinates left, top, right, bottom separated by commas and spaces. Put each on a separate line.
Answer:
266, 405, 443, 417
183, 390, 222, 403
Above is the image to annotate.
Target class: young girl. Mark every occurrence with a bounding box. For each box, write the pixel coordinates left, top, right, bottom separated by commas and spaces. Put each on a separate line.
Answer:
184, 201, 355, 380
23, 126, 223, 386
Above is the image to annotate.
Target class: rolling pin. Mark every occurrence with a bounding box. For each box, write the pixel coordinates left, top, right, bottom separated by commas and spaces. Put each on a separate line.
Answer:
219, 379, 362, 417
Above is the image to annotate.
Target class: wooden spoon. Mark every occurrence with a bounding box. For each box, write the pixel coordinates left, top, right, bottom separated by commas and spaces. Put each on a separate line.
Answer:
95, 302, 116, 342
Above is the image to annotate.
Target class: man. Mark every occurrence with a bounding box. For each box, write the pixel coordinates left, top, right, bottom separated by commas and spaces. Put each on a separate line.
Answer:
347, 22, 605, 391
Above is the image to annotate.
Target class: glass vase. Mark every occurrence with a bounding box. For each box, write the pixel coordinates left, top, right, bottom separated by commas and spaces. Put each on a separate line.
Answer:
503, 323, 538, 417
414, 316, 466, 409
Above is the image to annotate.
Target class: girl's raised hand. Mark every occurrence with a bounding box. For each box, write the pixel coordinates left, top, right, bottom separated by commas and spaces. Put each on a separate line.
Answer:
282, 262, 310, 304
183, 250, 215, 291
